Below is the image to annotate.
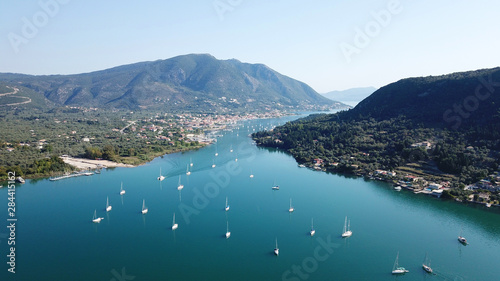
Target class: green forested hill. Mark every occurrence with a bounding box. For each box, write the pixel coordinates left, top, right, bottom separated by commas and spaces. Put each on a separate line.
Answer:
344, 67, 500, 129
0, 54, 344, 112
253, 67, 500, 201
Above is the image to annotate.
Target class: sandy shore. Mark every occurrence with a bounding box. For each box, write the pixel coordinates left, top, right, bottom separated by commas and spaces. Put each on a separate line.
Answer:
61, 156, 135, 170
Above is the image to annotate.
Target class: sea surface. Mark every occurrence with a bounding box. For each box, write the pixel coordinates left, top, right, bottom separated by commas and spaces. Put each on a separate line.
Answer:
1, 113, 500, 281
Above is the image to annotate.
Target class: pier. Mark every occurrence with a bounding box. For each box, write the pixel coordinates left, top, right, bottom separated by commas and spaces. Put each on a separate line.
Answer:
49, 172, 94, 181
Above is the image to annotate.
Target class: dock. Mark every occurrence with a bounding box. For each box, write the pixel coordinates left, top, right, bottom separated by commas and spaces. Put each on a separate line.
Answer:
49, 172, 94, 181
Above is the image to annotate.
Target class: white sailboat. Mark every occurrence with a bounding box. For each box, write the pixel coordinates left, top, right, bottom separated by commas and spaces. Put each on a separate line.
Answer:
391, 252, 409, 274
190, 157, 193, 167
422, 253, 433, 273
157, 167, 165, 181
119, 182, 126, 195
235, 153, 238, 162
230, 145, 233, 153
249, 169, 254, 178
225, 221, 231, 239
288, 198, 294, 213
458, 227, 468, 244
310, 218, 316, 236
141, 199, 148, 214
186, 164, 191, 176
274, 238, 279, 256
92, 209, 103, 223
212, 159, 216, 168
106, 196, 112, 212
171, 213, 178, 230
458, 235, 468, 244
225, 196, 230, 211
177, 176, 184, 190
272, 179, 279, 190
341, 216, 352, 238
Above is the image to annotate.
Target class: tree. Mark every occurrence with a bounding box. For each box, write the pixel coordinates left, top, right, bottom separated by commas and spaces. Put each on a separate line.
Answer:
85, 147, 103, 159
42, 144, 53, 153
102, 145, 116, 160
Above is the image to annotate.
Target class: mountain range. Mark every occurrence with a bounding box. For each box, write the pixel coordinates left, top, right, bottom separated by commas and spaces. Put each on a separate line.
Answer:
0, 54, 345, 112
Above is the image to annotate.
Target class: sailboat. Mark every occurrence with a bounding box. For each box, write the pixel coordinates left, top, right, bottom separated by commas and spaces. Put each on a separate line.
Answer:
106, 196, 112, 212
177, 176, 184, 190
215, 143, 218, 157
171, 213, 178, 230
288, 198, 294, 213
249, 169, 254, 178
212, 159, 216, 168
422, 253, 433, 273
272, 179, 279, 190
225, 221, 231, 238
119, 182, 126, 195
341, 216, 352, 237
157, 167, 165, 181
458, 228, 468, 244
92, 209, 103, 223
225, 196, 230, 211
235, 153, 238, 162
230, 145, 233, 153
141, 199, 148, 214
186, 164, 191, 176
274, 238, 279, 256
391, 252, 409, 274
190, 157, 193, 167
310, 218, 316, 236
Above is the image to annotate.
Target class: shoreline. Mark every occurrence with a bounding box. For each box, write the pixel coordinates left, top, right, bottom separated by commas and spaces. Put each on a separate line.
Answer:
60, 156, 135, 170
300, 163, 500, 209
258, 144, 499, 209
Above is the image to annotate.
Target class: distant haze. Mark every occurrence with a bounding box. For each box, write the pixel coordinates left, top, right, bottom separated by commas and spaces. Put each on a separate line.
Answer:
322, 87, 377, 107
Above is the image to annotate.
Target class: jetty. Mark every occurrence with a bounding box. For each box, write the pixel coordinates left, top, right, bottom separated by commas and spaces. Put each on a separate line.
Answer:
49, 171, 93, 181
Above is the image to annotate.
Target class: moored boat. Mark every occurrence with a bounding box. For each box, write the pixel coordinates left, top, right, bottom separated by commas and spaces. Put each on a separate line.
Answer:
422, 253, 433, 274
341, 216, 352, 238
391, 252, 409, 274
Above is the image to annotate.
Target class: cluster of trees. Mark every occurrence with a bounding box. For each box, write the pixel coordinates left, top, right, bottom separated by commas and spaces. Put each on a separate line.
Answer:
83, 138, 201, 164
253, 114, 499, 186
0, 155, 73, 179
84, 145, 118, 161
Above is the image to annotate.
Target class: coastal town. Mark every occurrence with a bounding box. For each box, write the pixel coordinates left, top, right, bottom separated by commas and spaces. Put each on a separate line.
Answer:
123, 111, 287, 144
301, 151, 500, 208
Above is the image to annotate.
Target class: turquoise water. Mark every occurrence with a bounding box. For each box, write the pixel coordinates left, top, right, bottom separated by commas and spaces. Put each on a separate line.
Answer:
1, 114, 500, 281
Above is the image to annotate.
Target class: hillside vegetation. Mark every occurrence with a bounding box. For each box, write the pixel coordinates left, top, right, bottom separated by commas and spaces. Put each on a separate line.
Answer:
254, 67, 500, 203
0, 108, 203, 180
0, 54, 344, 112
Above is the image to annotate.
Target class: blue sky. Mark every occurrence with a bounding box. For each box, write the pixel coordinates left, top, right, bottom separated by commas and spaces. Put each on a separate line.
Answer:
1, 0, 499, 93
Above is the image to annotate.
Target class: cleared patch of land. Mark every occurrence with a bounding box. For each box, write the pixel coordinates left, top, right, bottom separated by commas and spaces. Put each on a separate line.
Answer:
394, 161, 456, 181
61, 156, 134, 170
